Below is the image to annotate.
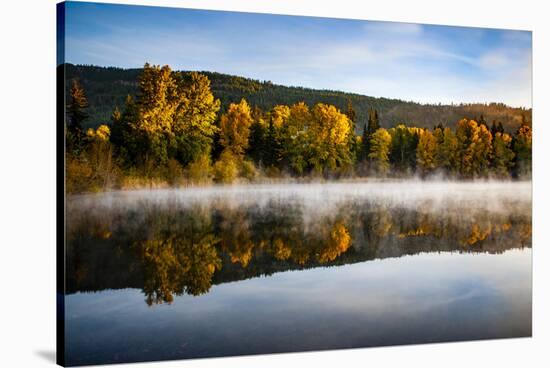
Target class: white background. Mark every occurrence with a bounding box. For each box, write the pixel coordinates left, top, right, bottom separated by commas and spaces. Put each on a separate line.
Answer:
0, 0, 548, 367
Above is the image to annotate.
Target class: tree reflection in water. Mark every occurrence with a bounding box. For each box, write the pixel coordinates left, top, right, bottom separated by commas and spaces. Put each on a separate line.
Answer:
66, 195, 531, 305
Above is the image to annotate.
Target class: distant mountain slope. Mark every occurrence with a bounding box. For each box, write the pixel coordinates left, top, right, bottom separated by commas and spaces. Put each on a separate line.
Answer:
63, 63, 531, 133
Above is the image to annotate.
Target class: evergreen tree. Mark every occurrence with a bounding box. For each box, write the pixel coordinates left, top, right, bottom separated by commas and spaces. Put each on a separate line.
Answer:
512, 124, 532, 178
263, 117, 282, 168
67, 79, 89, 154
359, 109, 380, 163
360, 122, 369, 162
478, 114, 487, 128
389, 125, 420, 172
492, 132, 515, 178
248, 120, 267, 164
367, 109, 380, 136
491, 120, 504, 136
346, 99, 358, 164
434, 127, 459, 175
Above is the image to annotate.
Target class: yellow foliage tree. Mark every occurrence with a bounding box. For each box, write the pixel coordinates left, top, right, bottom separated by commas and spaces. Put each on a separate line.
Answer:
213, 150, 239, 184
368, 128, 392, 175
85, 124, 117, 190
416, 129, 438, 175
309, 103, 352, 172
219, 99, 253, 156
434, 127, 459, 174
280, 102, 311, 174
456, 119, 492, 177
173, 72, 220, 138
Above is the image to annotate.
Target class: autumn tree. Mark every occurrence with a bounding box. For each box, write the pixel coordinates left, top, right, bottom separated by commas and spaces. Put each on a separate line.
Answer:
472, 123, 493, 176
213, 150, 239, 184
128, 63, 179, 167
308, 103, 353, 173
219, 99, 253, 157
455, 119, 492, 178
116, 64, 220, 173
85, 124, 117, 189
368, 128, 392, 175
416, 129, 437, 176
434, 126, 459, 175
172, 71, 220, 166
280, 102, 311, 174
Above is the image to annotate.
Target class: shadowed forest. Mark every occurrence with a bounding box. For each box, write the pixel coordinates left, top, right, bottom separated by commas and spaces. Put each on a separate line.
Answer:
64, 63, 532, 193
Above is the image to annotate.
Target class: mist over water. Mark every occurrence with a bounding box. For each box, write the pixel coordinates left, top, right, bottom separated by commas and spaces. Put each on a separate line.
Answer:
64, 180, 532, 366
68, 180, 532, 215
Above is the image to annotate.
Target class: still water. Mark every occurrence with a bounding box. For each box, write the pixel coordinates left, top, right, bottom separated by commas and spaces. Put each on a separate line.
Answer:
64, 181, 532, 366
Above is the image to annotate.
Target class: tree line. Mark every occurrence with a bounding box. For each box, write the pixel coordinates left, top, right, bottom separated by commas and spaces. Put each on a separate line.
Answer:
65, 63, 532, 193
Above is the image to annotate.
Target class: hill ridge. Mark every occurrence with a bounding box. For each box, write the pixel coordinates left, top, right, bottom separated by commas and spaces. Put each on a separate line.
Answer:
63, 63, 531, 133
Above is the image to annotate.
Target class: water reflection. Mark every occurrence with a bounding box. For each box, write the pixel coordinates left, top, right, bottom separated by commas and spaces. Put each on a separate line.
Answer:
66, 182, 531, 306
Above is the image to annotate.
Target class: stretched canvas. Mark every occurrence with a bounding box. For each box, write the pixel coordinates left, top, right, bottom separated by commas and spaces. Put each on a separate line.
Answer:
57, 1, 532, 366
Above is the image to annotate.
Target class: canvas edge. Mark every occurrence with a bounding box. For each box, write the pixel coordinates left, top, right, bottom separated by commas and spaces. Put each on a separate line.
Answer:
56, 2, 67, 367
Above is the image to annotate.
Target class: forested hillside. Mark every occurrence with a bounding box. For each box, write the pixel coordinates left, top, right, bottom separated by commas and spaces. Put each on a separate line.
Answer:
64, 63, 531, 133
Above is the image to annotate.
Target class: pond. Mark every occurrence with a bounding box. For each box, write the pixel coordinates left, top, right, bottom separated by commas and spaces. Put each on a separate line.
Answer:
63, 181, 532, 366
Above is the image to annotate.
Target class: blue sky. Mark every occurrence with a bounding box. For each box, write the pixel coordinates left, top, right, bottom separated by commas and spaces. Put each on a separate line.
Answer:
62, 1, 532, 107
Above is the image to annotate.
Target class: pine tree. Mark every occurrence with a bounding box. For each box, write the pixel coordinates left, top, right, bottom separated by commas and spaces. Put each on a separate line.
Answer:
491, 120, 505, 136
512, 124, 532, 178
346, 99, 357, 127
389, 124, 419, 172
360, 122, 369, 162
492, 132, 515, 178
478, 114, 487, 128
67, 79, 89, 154
345, 99, 358, 164
359, 109, 380, 163
367, 109, 380, 136
263, 117, 282, 168
247, 106, 268, 165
